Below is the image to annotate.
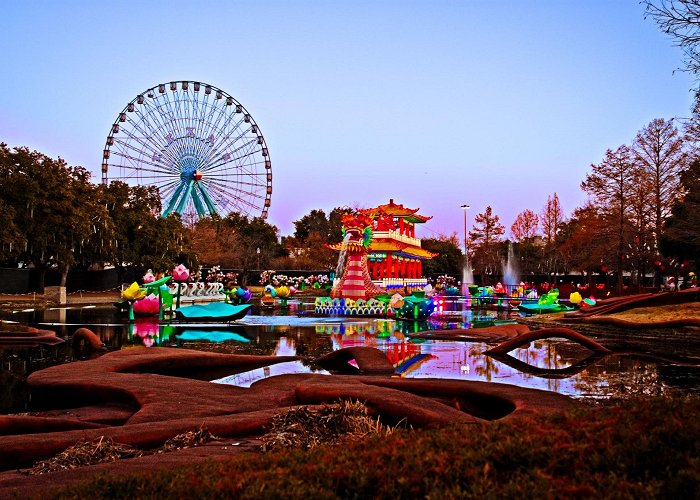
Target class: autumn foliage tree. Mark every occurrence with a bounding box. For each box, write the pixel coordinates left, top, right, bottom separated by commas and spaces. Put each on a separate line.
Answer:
557, 204, 615, 283
190, 214, 285, 285
538, 193, 565, 278
511, 210, 539, 242
509, 209, 540, 277
581, 146, 636, 292
540, 193, 563, 245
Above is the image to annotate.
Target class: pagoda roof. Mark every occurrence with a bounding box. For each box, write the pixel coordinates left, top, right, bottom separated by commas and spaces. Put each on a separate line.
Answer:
367, 199, 432, 223
369, 240, 438, 259
327, 239, 437, 259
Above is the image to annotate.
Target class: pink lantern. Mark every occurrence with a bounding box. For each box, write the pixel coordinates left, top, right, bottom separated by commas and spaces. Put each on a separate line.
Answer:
133, 318, 160, 337
133, 319, 159, 347
132, 293, 160, 315
142, 270, 155, 284
173, 264, 190, 282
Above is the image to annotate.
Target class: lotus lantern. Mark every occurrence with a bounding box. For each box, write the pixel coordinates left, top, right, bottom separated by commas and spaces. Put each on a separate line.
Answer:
121, 282, 147, 321
172, 264, 190, 309
172, 264, 190, 282
142, 269, 155, 284
132, 293, 161, 315
122, 282, 147, 302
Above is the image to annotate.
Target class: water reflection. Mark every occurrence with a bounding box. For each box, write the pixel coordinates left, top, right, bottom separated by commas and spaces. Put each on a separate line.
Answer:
2, 304, 700, 401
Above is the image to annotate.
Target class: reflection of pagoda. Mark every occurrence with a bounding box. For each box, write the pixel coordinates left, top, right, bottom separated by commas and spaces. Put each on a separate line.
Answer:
384, 342, 435, 376
365, 199, 437, 291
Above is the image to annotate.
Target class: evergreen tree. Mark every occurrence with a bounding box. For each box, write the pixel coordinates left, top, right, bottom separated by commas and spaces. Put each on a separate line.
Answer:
660, 158, 700, 267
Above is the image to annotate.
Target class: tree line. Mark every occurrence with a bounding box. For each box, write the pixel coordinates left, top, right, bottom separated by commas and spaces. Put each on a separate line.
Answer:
0, 110, 695, 293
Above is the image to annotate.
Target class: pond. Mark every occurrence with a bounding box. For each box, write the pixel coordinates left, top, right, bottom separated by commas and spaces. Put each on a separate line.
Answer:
2, 302, 699, 413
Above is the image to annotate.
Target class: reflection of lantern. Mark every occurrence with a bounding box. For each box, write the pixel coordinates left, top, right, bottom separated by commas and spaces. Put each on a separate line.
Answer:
133, 319, 160, 341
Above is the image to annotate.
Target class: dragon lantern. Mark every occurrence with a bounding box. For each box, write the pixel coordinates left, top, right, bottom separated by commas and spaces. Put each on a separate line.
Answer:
330, 212, 384, 299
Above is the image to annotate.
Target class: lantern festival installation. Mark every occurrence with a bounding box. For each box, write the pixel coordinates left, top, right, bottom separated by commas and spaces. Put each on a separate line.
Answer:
319, 200, 438, 319
328, 199, 437, 299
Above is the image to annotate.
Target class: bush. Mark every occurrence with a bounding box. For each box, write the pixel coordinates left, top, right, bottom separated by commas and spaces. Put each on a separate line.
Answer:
54, 396, 700, 498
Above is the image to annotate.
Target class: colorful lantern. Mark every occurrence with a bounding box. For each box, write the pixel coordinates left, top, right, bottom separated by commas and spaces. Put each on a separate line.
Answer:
132, 293, 161, 315
173, 264, 190, 282
172, 264, 190, 309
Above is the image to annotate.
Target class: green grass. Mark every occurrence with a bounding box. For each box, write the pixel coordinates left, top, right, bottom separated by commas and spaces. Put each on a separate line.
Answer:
54, 396, 700, 499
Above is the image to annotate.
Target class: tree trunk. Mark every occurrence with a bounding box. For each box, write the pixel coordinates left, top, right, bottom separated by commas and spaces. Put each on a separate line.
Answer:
37, 267, 46, 293
60, 264, 69, 287
115, 262, 125, 287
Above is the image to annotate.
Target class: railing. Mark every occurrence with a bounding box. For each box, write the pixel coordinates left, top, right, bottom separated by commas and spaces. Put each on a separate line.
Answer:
372, 230, 421, 247
377, 278, 428, 292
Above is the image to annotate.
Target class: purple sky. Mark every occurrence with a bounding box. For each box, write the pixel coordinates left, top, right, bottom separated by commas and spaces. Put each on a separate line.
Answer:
1, 1, 694, 240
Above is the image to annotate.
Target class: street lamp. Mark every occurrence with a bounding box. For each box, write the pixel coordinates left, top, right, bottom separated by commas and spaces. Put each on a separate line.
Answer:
460, 204, 470, 256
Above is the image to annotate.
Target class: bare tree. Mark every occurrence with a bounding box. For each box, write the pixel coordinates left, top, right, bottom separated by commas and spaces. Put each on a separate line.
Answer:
644, 1, 700, 72
510, 209, 539, 242
632, 118, 687, 249
582, 145, 636, 293
626, 166, 656, 287
540, 193, 563, 245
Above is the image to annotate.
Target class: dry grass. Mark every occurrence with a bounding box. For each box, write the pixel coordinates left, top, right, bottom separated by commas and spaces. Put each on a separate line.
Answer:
607, 302, 700, 323
260, 400, 394, 451
159, 425, 219, 453
28, 436, 143, 475
28, 425, 219, 475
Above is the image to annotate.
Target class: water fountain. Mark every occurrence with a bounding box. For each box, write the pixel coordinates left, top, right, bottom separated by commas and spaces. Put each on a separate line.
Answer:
461, 260, 474, 295
461, 260, 474, 310
502, 242, 520, 288
333, 233, 351, 289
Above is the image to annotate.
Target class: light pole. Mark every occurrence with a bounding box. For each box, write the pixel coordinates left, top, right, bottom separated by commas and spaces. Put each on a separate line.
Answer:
460, 204, 470, 256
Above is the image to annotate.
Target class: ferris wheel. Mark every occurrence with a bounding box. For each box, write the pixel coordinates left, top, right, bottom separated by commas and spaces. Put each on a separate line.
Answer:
101, 81, 272, 220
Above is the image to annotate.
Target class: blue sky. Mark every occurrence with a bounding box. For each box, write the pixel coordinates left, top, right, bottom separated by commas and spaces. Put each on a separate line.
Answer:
0, 0, 694, 239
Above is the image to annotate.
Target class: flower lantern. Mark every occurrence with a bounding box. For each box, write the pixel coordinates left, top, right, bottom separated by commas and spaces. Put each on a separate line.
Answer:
121, 282, 147, 321
132, 293, 161, 315
142, 269, 155, 284
172, 264, 190, 308
276, 286, 291, 307
173, 264, 190, 282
